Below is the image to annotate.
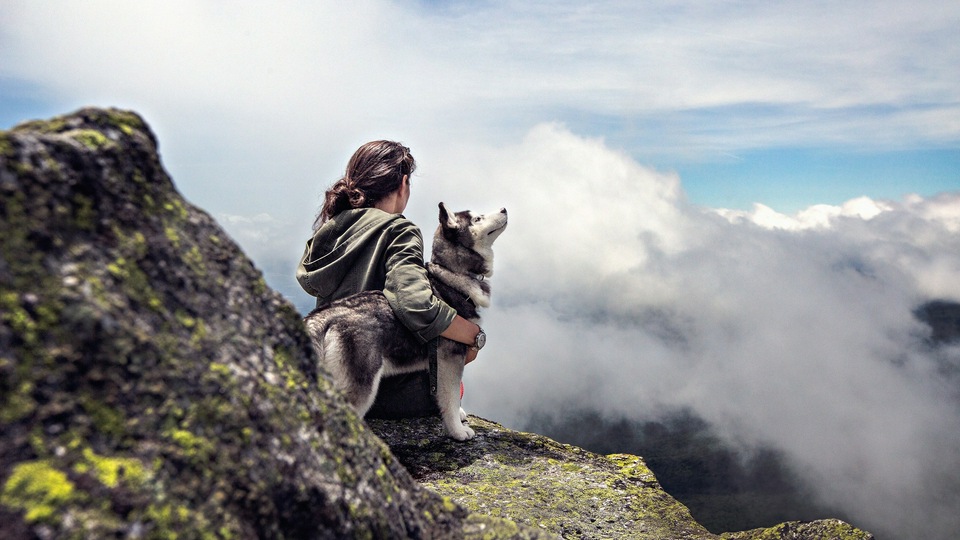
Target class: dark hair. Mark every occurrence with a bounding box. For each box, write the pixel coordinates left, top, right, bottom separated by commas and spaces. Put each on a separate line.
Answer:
314, 140, 416, 228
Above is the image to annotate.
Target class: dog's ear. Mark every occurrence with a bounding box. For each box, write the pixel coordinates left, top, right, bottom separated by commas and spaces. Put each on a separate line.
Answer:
438, 202, 458, 230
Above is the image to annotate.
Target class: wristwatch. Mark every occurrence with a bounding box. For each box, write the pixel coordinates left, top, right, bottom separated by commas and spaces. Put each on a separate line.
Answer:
471, 327, 486, 351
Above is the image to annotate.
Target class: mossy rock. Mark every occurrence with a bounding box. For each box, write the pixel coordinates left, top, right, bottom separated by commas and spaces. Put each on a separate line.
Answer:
370, 416, 875, 540
371, 415, 713, 539
0, 108, 542, 538
719, 519, 874, 540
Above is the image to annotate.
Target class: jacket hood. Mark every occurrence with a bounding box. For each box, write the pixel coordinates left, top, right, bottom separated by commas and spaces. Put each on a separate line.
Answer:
297, 209, 404, 300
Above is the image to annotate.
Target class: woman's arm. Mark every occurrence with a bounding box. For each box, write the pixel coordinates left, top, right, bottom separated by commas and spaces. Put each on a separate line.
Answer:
382, 219, 483, 364
441, 315, 483, 364
382, 221, 458, 342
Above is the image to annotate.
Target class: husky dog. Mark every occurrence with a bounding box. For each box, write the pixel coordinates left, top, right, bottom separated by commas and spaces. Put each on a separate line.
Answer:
303, 203, 507, 440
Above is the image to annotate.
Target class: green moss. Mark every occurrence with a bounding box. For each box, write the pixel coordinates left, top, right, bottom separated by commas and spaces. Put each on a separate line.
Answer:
1, 461, 76, 523
24, 430, 48, 460
608, 453, 657, 485
253, 276, 268, 296
146, 504, 185, 540
13, 117, 67, 134
80, 395, 127, 439
175, 309, 196, 329
0, 290, 37, 346
122, 229, 149, 260
719, 520, 873, 540
106, 258, 123, 277
441, 496, 458, 514
191, 319, 208, 347
7, 158, 33, 175
380, 418, 712, 539
0, 132, 14, 158
143, 193, 156, 212
106, 256, 162, 312
72, 193, 96, 231
165, 428, 215, 460
167, 312, 208, 349
145, 502, 226, 540
208, 362, 231, 378
102, 109, 145, 136
68, 129, 111, 150
163, 198, 188, 220
78, 448, 149, 489
184, 245, 207, 277
164, 226, 180, 248
272, 345, 311, 394
0, 380, 36, 423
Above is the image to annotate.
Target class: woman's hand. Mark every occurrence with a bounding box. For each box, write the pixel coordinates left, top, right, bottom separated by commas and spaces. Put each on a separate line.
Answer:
441, 316, 484, 365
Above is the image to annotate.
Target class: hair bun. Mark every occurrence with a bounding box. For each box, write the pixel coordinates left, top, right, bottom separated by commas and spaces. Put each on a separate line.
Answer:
347, 187, 366, 207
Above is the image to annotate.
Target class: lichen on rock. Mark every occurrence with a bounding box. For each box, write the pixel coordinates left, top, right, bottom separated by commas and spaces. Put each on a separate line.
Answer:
719, 519, 873, 540
371, 416, 875, 540
371, 415, 714, 539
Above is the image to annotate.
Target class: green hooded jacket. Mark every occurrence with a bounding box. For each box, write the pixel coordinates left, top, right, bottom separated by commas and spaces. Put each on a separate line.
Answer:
296, 208, 456, 343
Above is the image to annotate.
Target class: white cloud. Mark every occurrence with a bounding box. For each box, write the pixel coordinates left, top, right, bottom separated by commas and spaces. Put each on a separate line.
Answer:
716, 196, 896, 230
458, 125, 960, 539
3, 1, 959, 150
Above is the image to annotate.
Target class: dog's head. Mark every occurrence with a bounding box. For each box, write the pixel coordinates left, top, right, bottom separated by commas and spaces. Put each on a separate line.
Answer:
438, 202, 508, 252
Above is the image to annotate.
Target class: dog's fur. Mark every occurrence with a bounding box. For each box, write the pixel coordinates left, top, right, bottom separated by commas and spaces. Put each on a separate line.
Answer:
303, 203, 507, 440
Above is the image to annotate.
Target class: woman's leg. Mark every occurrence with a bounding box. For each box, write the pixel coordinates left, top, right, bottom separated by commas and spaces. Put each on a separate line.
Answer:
364, 372, 440, 419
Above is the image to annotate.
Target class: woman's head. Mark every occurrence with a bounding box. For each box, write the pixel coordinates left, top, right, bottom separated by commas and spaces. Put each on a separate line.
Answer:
317, 140, 416, 226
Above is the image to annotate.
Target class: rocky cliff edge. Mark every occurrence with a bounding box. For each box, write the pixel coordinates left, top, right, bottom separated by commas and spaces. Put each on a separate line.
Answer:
0, 108, 872, 539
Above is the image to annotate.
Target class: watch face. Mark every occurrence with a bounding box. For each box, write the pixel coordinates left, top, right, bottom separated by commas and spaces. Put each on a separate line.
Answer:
476, 330, 486, 349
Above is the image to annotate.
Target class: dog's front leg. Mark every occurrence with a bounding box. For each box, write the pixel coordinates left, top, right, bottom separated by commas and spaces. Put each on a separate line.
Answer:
436, 346, 474, 441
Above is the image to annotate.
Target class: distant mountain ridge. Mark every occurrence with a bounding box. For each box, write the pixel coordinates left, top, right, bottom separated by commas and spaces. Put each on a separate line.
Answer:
1, 108, 873, 539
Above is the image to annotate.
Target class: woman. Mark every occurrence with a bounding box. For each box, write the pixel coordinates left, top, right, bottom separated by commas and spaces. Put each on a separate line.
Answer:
296, 140, 482, 418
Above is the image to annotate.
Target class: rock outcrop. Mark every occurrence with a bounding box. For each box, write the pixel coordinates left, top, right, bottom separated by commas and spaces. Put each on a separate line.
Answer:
1, 108, 874, 539
370, 417, 873, 540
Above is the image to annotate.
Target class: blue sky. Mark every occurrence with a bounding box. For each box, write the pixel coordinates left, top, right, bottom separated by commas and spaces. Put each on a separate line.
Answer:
676, 146, 960, 212
3, 3, 960, 537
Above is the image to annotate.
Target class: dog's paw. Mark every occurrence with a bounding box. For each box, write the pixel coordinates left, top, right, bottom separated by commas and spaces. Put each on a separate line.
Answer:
447, 424, 476, 441
459, 407, 468, 423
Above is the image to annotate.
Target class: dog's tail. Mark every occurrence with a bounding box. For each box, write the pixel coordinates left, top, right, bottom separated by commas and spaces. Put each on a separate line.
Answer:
302, 310, 334, 358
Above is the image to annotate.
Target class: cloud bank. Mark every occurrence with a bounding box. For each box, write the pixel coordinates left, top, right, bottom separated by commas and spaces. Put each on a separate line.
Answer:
456, 125, 960, 539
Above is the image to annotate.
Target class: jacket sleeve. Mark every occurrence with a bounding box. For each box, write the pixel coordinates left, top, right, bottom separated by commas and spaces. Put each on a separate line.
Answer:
381, 221, 457, 343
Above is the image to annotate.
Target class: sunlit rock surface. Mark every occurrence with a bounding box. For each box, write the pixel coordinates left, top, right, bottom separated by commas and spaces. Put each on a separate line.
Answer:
370, 416, 873, 540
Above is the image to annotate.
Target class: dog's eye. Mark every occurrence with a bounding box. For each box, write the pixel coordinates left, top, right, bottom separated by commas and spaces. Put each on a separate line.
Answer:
473, 216, 482, 223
